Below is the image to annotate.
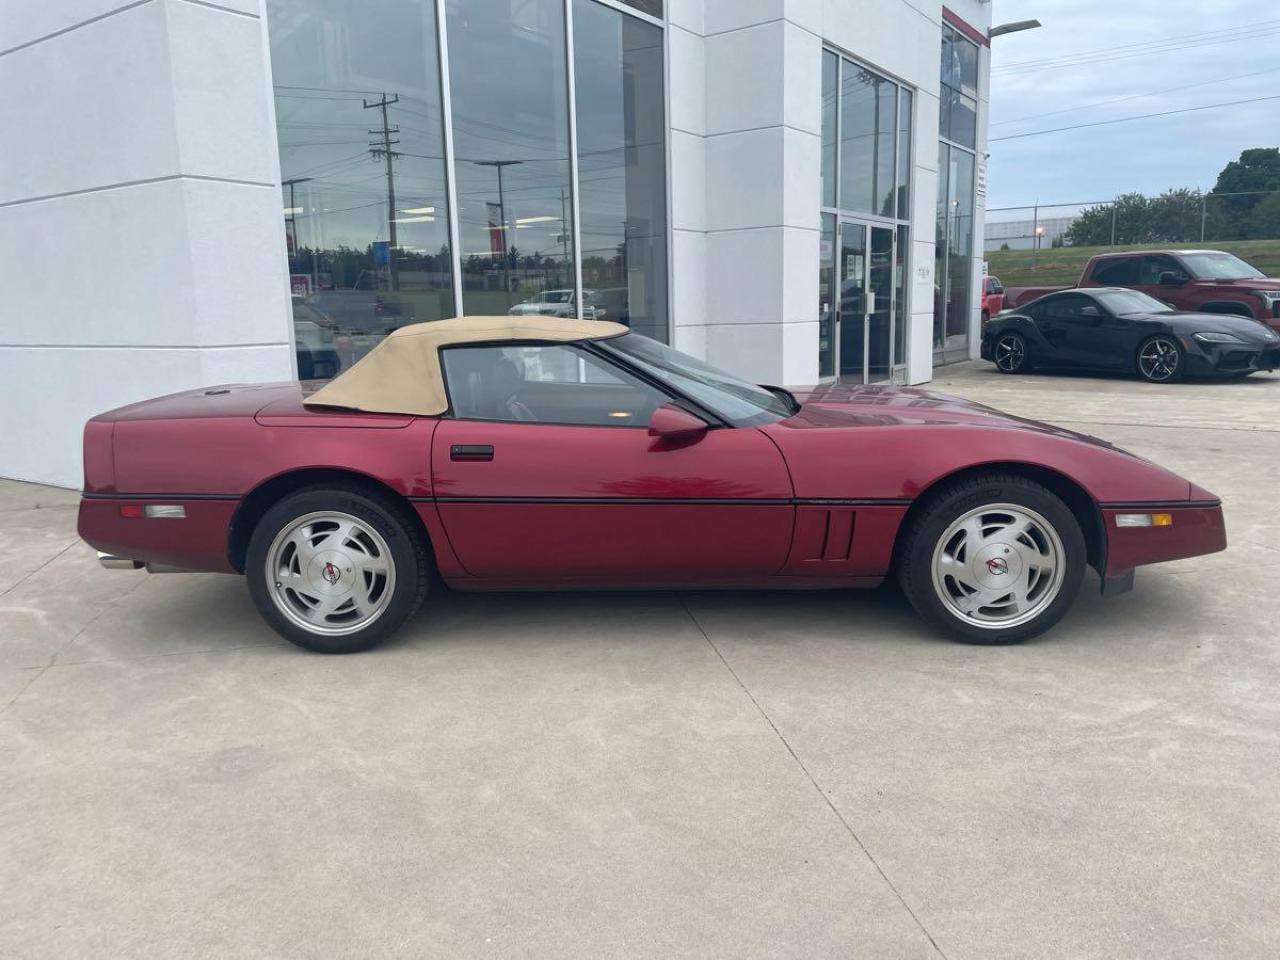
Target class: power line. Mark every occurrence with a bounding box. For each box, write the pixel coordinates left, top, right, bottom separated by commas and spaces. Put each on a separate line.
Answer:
991, 65, 1280, 127
989, 93, 1280, 142
994, 26, 1280, 76
993, 18, 1280, 72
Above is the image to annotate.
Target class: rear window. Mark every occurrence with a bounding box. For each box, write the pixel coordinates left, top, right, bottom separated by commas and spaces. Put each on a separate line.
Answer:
1090, 257, 1137, 284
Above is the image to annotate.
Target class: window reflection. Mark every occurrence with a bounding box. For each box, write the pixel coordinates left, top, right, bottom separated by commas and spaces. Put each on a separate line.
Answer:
268, 0, 454, 377
445, 0, 574, 317
573, 0, 668, 342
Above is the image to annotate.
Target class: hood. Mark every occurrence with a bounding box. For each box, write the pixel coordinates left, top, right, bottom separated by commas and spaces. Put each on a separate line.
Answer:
1196, 277, 1280, 290
1159, 310, 1280, 343
786, 383, 1116, 445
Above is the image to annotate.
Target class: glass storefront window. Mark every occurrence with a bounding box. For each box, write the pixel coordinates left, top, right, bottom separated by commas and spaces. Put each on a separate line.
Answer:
896, 88, 912, 221
820, 51, 837, 209
267, 0, 670, 376
268, 0, 455, 377
445, 0, 574, 317
935, 24, 981, 364
939, 25, 979, 148
572, 0, 669, 342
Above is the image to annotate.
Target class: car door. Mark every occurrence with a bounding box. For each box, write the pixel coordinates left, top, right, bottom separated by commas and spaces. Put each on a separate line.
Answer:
429, 342, 795, 584
1036, 293, 1124, 369
1133, 254, 1187, 304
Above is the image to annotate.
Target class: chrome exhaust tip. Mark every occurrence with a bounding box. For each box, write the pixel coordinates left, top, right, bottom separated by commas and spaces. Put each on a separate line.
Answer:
97, 552, 143, 570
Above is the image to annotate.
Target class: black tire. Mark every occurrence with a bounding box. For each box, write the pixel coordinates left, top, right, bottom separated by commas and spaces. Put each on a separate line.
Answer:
897, 474, 1087, 645
1136, 335, 1184, 383
245, 485, 430, 653
992, 332, 1030, 374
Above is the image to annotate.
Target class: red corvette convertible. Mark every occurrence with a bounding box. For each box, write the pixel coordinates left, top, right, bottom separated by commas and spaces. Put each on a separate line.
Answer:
78, 317, 1226, 653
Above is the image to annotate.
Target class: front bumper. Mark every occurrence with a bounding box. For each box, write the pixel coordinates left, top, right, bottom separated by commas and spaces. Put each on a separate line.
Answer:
1183, 337, 1280, 376
1102, 502, 1227, 580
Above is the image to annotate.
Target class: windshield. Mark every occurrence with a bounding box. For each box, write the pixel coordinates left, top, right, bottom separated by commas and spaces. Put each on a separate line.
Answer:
1096, 290, 1171, 315
1179, 253, 1264, 280
602, 333, 792, 426
535, 290, 574, 303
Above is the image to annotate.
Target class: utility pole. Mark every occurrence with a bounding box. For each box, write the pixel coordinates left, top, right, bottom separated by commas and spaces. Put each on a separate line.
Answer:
281, 176, 313, 289
474, 160, 523, 296
1110, 202, 1117, 246
1199, 192, 1208, 243
364, 92, 401, 291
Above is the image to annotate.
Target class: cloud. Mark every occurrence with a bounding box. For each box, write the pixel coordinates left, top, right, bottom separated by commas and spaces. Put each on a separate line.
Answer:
987, 0, 1279, 209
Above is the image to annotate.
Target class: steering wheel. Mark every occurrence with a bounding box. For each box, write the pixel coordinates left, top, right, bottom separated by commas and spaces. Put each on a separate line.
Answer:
504, 396, 538, 422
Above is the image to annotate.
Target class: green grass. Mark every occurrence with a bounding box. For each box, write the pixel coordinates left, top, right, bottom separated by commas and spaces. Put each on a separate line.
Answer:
986, 238, 1280, 287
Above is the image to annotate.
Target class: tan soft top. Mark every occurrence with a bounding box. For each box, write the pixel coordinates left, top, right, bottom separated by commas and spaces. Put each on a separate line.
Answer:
305, 315, 629, 416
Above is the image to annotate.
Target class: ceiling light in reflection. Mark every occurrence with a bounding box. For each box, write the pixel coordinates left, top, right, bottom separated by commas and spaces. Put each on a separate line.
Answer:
392, 215, 436, 223
399, 206, 435, 215
515, 215, 557, 225
283, 207, 303, 215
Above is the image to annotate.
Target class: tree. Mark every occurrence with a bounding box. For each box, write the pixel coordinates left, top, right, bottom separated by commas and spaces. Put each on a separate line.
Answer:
1246, 190, 1280, 240
1210, 147, 1280, 237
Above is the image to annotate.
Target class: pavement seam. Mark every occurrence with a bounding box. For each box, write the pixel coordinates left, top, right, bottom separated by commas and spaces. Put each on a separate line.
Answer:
0, 579, 148, 718
0, 539, 81, 601
680, 598, 951, 960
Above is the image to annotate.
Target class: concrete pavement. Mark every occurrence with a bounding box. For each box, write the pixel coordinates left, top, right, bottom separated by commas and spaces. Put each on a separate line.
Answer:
2, 364, 1278, 959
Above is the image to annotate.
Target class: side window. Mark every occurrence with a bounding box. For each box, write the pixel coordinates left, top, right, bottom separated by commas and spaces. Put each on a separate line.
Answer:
1090, 257, 1137, 285
441, 343, 668, 427
1139, 255, 1186, 285
1041, 294, 1088, 322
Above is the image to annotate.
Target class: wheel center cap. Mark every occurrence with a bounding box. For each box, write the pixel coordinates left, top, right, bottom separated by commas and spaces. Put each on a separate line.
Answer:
307, 550, 354, 596
973, 543, 1022, 591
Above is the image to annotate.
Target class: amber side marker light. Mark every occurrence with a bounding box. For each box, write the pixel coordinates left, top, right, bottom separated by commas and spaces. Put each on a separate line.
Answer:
1115, 513, 1173, 528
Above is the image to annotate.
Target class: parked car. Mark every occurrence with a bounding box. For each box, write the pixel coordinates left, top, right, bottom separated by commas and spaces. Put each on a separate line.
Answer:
982, 287, 1280, 382
507, 288, 607, 320
79, 316, 1226, 653
981, 275, 1005, 328
1005, 249, 1280, 330
292, 298, 341, 380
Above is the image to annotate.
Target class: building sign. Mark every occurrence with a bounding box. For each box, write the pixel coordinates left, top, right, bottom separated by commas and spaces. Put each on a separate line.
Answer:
975, 158, 987, 201
290, 274, 311, 298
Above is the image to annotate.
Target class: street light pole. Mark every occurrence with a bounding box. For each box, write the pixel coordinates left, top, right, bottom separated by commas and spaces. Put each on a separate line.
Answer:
474, 160, 523, 297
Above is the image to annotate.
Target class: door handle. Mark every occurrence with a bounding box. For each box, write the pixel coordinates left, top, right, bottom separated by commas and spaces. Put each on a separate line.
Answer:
450, 444, 494, 462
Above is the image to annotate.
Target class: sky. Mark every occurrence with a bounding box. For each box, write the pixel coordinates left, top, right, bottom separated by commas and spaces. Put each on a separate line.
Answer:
985, 0, 1279, 212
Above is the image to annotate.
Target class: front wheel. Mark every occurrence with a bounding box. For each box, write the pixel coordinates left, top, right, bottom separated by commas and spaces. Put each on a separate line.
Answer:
898, 474, 1086, 644
246, 486, 430, 653
1136, 335, 1184, 383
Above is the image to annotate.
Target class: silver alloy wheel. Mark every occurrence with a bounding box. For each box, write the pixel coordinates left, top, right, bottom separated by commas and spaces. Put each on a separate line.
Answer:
930, 502, 1066, 630
1138, 337, 1180, 381
995, 334, 1026, 372
265, 510, 396, 637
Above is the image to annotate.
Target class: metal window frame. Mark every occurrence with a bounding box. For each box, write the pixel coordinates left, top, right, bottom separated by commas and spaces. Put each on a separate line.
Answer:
434, 0, 464, 317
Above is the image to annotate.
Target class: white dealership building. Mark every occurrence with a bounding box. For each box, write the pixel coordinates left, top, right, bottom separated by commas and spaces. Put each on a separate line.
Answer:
1, 0, 992, 487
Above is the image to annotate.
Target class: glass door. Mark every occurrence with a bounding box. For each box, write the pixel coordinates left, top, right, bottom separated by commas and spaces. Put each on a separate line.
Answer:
835, 220, 897, 383
868, 225, 894, 381
837, 221, 867, 379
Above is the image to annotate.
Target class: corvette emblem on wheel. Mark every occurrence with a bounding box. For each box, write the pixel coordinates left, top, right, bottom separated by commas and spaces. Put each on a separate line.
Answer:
986, 557, 1009, 576
321, 561, 341, 585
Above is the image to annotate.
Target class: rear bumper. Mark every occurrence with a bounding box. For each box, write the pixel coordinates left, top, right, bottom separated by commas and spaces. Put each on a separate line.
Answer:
1101, 502, 1227, 579
78, 496, 240, 574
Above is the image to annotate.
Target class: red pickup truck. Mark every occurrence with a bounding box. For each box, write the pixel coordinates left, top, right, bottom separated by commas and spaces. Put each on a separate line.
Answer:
1006, 250, 1280, 331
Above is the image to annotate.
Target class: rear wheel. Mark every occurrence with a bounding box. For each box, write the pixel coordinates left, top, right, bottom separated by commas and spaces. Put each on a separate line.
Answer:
898, 474, 1086, 644
246, 486, 429, 653
1136, 335, 1184, 383
993, 332, 1030, 374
